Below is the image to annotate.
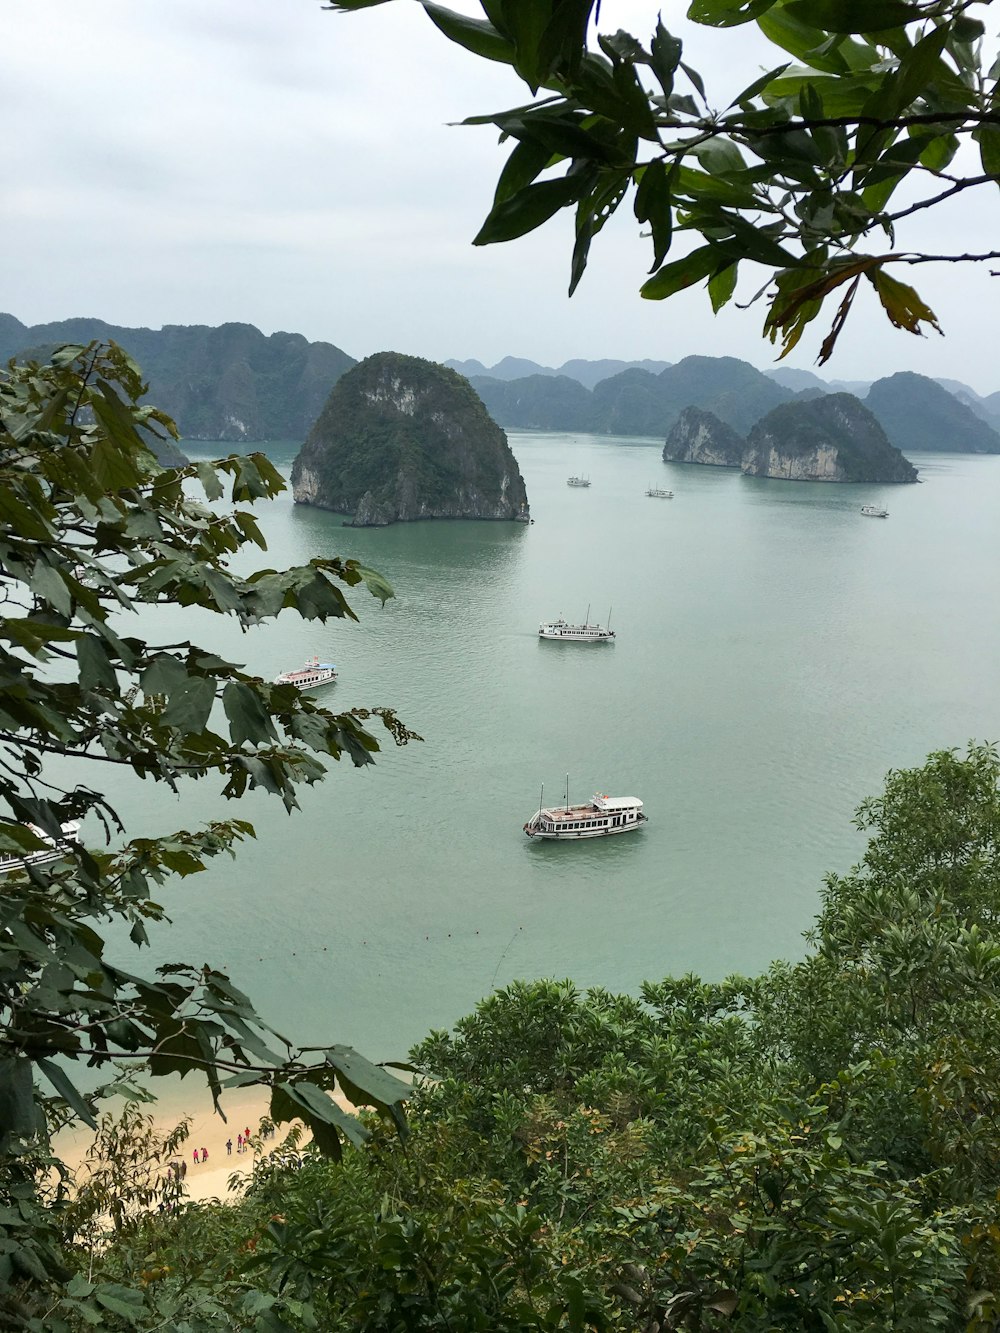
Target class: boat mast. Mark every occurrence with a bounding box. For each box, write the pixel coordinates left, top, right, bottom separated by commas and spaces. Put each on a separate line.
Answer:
565, 773, 570, 812
537, 782, 544, 820
585, 603, 591, 627
607, 605, 612, 631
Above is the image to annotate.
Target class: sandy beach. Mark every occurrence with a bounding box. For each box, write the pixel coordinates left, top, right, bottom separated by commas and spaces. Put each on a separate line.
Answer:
53, 1080, 343, 1205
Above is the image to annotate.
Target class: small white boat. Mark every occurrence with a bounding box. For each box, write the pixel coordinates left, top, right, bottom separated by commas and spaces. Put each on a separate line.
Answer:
860, 504, 889, 518
538, 607, 614, 642
646, 486, 673, 498
0, 821, 80, 875
273, 656, 338, 688
524, 781, 646, 840
567, 476, 591, 488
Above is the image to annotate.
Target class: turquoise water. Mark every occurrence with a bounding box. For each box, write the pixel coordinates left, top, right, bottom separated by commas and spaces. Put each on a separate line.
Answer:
106, 433, 1000, 1064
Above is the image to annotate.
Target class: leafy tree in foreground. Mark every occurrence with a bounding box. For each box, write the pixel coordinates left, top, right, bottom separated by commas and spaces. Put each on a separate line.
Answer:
0, 343, 415, 1328
330, 0, 1000, 361
74, 745, 1000, 1330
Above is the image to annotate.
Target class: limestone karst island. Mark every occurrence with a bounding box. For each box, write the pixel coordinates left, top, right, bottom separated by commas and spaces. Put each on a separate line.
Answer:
291, 351, 529, 526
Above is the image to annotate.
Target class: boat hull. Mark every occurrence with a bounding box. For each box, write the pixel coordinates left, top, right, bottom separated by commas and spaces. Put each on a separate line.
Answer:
524, 817, 647, 839
538, 629, 614, 642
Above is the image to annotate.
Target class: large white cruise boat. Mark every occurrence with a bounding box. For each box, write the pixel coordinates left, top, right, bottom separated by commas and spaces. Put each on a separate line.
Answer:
538, 607, 614, 642
860, 504, 889, 518
567, 475, 591, 487
523, 789, 646, 840
273, 656, 338, 688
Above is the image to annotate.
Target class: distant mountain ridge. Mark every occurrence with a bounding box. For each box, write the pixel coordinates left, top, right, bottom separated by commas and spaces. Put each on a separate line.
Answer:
0, 314, 356, 442
471, 358, 1000, 453
4, 312, 1000, 453
473, 355, 797, 437
447, 355, 672, 390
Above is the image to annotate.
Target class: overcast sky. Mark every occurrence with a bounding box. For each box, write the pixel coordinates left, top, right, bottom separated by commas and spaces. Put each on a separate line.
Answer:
6, 1, 999, 391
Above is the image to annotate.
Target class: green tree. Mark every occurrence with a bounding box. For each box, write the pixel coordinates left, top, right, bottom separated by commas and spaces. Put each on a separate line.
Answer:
331, 0, 1000, 361
0, 343, 414, 1328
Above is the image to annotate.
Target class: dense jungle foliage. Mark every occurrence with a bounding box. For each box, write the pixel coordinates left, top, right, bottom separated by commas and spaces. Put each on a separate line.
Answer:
10, 743, 1000, 1330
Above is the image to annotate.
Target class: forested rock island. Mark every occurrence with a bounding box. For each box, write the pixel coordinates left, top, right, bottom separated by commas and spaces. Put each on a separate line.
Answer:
665, 395, 919, 483
291, 352, 529, 526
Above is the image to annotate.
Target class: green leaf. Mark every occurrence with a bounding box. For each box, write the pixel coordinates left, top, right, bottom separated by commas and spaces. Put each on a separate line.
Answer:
728, 62, 791, 108
634, 159, 674, 271
494, 139, 555, 206
424, 2, 516, 66
473, 176, 587, 245
687, 0, 776, 28
223, 680, 279, 746
94, 1283, 146, 1321
783, 0, 920, 33
161, 675, 217, 735
271, 1079, 370, 1153
38, 1058, 97, 1129
77, 635, 118, 693
195, 460, 224, 502
324, 1044, 411, 1108
708, 261, 739, 312
975, 125, 1000, 179
0, 1057, 41, 1138
640, 244, 730, 299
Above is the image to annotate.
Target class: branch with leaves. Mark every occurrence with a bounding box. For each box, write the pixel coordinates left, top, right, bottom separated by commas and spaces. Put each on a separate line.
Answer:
330, 0, 1000, 361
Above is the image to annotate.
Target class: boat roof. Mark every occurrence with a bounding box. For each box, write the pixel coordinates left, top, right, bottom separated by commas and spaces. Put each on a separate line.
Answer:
540, 795, 643, 817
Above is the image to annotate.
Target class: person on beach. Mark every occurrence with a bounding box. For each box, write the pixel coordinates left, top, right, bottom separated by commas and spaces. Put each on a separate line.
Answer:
181, 1160, 187, 1179
226, 1138, 232, 1155
201, 1146, 208, 1162
237, 1134, 243, 1153
192, 1149, 200, 1165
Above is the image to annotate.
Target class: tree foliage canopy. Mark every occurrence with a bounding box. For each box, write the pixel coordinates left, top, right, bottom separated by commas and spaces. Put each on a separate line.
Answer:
10, 742, 1000, 1329
331, 0, 1000, 362
0, 343, 414, 1327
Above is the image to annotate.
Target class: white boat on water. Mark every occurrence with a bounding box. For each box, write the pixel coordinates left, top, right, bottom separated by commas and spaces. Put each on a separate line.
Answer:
861, 504, 889, 518
567, 475, 591, 488
0, 821, 80, 875
538, 607, 614, 642
524, 782, 646, 840
273, 656, 338, 688
646, 486, 673, 498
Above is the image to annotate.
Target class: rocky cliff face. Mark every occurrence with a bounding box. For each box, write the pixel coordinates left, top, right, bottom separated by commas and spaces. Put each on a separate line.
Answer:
663, 407, 746, 467
744, 394, 918, 482
291, 352, 529, 525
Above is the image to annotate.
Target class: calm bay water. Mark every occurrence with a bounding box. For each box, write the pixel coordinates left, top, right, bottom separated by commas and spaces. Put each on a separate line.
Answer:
109, 433, 1000, 1063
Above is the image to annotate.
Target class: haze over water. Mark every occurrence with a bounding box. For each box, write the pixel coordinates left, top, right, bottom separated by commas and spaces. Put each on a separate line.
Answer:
118, 433, 1000, 1063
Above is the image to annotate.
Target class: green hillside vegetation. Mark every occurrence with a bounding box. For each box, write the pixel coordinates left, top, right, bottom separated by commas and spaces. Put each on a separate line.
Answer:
292, 352, 528, 524
25, 745, 1000, 1330
866, 373, 1000, 454
0, 314, 355, 442
471, 372, 595, 430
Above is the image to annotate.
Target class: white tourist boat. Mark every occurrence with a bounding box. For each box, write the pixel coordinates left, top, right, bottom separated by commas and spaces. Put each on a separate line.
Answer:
273, 656, 338, 688
524, 782, 647, 840
645, 486, 674, 498
567, 475, 591, 487
538, 607, 614, 642
0, 821, 80, 875
860, 504, 889, 518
